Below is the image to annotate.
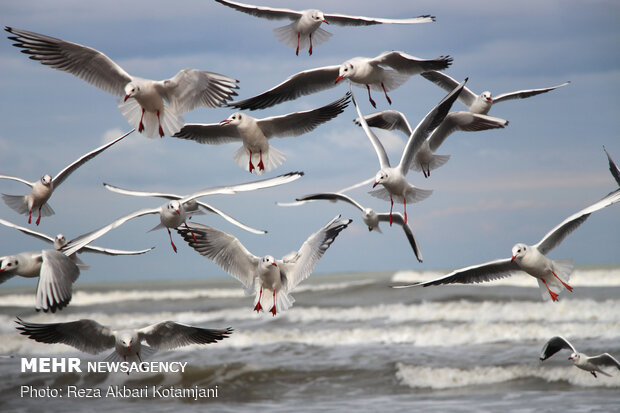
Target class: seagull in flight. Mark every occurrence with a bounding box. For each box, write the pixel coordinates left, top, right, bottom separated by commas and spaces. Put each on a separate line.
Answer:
540, 336, 620, 378
603, 146, 620, 186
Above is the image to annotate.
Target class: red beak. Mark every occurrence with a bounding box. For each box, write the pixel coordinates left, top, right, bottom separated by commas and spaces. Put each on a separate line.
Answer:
486, 97, 492, 103
271, 262, 277, 267
220, 119, 231, 126
511, 255, 516, 262
323, 19, 328, 24
175, 209, 181, 215
0, 269, 4, 273
127, 345, 131, 351
334, 75, 343, 84
124, 94, 130, 102
373, 182, 379, 188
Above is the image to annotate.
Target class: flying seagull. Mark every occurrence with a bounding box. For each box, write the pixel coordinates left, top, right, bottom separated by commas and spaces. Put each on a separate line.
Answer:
540, 336, 620, 378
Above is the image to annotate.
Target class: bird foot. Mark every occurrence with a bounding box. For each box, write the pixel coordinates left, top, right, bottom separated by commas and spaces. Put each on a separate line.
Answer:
170, 240, 177, 253
369, 97, 377, 108
254, 302, 263, 313
269, 306, 277, 316
138, 121, 144, 133
549, 290, 559, 302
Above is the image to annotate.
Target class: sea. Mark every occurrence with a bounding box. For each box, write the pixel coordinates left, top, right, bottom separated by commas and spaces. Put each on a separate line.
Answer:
0, 266, 619, 412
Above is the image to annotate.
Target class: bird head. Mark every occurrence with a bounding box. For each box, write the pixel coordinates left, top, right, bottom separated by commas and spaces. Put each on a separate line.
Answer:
54, 234, 67, 250
261, 255, 278, 269
481, 91, 493, 103
0, 256, 18, 273
373, 169, 389, 187
124, 83, 140, 102
335, 61, 355, 84
40, 174, 52, 187
168, 200, 182, 216
511, 243, 528, 262
310, 10, 327, 24
120, 333, 135, 351
220, 112, 243, 127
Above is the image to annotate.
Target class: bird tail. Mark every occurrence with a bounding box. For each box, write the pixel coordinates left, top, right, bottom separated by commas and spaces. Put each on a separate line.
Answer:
368, 186, 433, 204
366, 69, 411, 92
537, 259, 574, 301
276, 290, 295, 313
117, 98, 184, 138
273, 23, 332, 51
232, 146, 286, 175
410, 154, 451, 173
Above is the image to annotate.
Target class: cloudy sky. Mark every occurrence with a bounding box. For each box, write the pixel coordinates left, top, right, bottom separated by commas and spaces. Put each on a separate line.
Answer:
0, 0, 618, 286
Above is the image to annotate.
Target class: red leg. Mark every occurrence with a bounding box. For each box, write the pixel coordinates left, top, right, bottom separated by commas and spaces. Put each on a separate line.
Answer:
381, 82, 392, 105
389, 197, 394, 226
139, 108, 145, 133
404, 198, 407, 224
167, 228, 177, 253
254, 287, 263, 312
422, 168, 427, 178
28, 209, 32, 224
185, 223, 197, 243
427, 166, 431, 177
296, 33, 300, 56
366, 85, 376, 108
552, 271, 573, 291
248, 150, 255, 173
157, 110, 164, 137
257, 150, 265, 171
309, 33, 313, 55
35, 206, 42, 226
269, 290, 277, 316
541, 279, 558, 302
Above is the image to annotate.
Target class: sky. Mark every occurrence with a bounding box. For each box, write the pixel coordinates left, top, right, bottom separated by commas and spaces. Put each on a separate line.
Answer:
0, 0, 619, 286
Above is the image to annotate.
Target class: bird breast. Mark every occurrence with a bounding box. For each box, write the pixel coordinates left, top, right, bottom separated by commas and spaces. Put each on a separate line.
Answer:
259, 264, 282, 291
30, 181, 53, 205
469, 98, 492, 115
514, 248, 550, 278
239, 123, 269, 152
134, 82, 165, 112
297, 12, 323, 34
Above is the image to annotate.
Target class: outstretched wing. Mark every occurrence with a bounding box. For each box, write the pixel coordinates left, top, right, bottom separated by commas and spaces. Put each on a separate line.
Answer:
0, 217, 54, 244
214, 0, 302, 21
0, 175, 34, 187
36, 250, 80, 313
351, 88, 391, 168
172, 123, 242, 145
325, 13, 434, 26
15, 317, 115, 354
493, 81, 570, 103
377, 213, 422, 263
138, 321, 232, 350
588, 353, 620, 369
604, 146, 620, 186
427, 112, 508, 152
195, 200, 267, 234
540, 336, 577, 361
421, 70, 478, 108
296, 192, 365, 212
354, 110, 413, 136
372, 52, 453, 75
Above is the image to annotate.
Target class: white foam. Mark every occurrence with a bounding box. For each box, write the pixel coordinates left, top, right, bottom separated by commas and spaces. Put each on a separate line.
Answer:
395, 363, 620, 389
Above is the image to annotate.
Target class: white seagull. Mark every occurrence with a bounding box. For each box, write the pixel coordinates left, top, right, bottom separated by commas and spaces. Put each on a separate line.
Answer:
0, 129, 133, 225
62, 172, 303, 255
15, 317, 232, 365
0, 217, 152, 269
540, 336, 620, 378
393, 188, 620, 302
6, 27, 239, 138
173, 93, 350, 174
355, 109, 509, 177
352, 79, 467, 224
295, 192, 422, 262
229, 51, 452, 110
0, 249, 79, 312
213, 0, 434, 56
421, 70, 569, 115
604, 146, 620, 186
177, 215, 351, 316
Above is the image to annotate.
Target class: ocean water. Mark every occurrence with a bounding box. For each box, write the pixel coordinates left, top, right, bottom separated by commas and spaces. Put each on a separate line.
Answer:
0, 266, 619, 412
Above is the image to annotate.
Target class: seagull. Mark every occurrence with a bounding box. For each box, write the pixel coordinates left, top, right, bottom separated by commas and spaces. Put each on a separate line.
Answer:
0, 217, 152, 270
421, 70, 569, 115
5, 27, 239, 138
0, 129, 133, 225
228, 51, 452, 110
604, 146, 620, 186
176, 215, 351, 315
352, 79, 466, 224
15, 317, 232, 366
540, 336, 620, 378
294, 193, 422, 262
354, 109, 509, 177
393, 188, 620, 302
213, 0, 435, 56
0, 249, 79, 312
173, 93, 350, 174
62, 172, 304, 255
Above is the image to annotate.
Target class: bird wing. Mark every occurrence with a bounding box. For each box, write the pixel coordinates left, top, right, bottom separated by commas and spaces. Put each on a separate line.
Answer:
36, 250, 80, 313
103, 182, 182, 200
172, 123, 242, 145
377, 213, 423, 263
214, 0, 302, 20
5, 26, 132, 96
354, 110, 413, 136
588, 353, 620, 369
535, 188, 620, 255
325, 13, 434, 26
279, 215, 351, 291
53, 129, 134, 188
228, 65, 340, 110
351, 88, 391, 168
0, 175, 34, 187
61, 208, 159, 257
371, 51, 453, 74
195, 200, 267, 234
427, 112, 508, 152
393, 257, 518, 288
158, 68, 239, 114
0, 217, 54, 244
15, 317, 115, 354
603, 146, 620, 186
398, 79, 467, 173
540, 336, 577, 361
420, 70, 478, 107
137, 321, 233, 350
176, 222, 260, 290
78, 244, 154, 256
492, 81, 570, 103
295, 192, 365, 212
256, 92, 350, 138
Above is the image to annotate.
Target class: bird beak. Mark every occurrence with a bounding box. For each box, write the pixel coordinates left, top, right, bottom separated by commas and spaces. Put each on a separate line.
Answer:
175, 209, 180, 215
323, 19, 329, 24
486, 97, 492, 103
568, 356, 573, 360
373, 182, 379, 188
124, 94, 130, 102
271, 262, 277, 267
0, 269, 4, 273
334, 75, 343, 84
127, 345, 131, 351
220, 119, 231, 126
511, 255, 516, 262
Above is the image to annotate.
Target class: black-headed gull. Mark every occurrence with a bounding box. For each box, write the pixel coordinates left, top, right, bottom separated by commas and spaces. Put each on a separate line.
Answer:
214, 0, 434, 56
6, 27, 239, 138
294, 193, 422, 262
63, 172, 303, 255
604, 146, 620, 186
0, 250, 79, 312
355, 109, 509, 177
393, 188, 620, 301
15, 317, 232, 365
173, 93, 350, 174
229, 52, 452, 110
540, 336, 620, 378
177, 215, 351, 316
352, 79, 467, 224
0, 129, 133, 225
421, 71, 569, 115
0, 217, 152, 270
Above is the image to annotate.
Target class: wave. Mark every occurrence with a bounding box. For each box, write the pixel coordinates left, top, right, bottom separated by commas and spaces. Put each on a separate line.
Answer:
392, 266, 620, 287
395, 363, 620, 389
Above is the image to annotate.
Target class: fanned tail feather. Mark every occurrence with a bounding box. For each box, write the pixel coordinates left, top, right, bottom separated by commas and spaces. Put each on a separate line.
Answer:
232, 145, 286, 175
276, 290, 295, 313
363, 69, 411, 92
273, 24, 332, 51
411, 154, 451, 172
118, 99, 184, 138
